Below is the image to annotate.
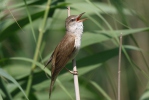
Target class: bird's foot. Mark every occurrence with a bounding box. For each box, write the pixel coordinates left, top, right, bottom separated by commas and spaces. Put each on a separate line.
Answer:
65, 67, 78, 75
69, 71, 78, 75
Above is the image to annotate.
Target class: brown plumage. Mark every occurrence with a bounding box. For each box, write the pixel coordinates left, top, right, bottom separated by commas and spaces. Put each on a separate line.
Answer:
45, 12, 86, 98
46, 33, 76, 97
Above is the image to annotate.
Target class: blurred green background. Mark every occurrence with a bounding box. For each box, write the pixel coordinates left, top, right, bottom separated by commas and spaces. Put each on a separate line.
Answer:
0, 0, 149, 100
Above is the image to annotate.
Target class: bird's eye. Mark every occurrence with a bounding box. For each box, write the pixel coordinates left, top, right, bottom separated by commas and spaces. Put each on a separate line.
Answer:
71, 18, 75, 21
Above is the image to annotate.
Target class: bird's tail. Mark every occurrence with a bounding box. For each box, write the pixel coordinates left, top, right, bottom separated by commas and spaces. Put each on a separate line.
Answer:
49, 77, 56, 98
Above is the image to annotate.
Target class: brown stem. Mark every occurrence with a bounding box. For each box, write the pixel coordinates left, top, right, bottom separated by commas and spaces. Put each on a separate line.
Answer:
118, 33, 122, 100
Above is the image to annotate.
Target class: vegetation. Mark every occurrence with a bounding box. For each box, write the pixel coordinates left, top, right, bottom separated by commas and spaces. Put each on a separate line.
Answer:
0, 0, 149, 100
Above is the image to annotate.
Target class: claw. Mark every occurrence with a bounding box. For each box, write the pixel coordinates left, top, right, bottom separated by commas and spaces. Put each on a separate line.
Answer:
70, 71, 78, 75
64, 67, 78, 75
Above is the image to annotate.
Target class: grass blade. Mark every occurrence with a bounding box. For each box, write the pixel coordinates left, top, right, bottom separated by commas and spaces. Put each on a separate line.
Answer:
0, 68, 29, 100
90, 81, 112, 100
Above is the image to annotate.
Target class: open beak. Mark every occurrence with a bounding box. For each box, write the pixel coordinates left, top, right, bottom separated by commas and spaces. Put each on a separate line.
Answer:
76, 12, 87, 22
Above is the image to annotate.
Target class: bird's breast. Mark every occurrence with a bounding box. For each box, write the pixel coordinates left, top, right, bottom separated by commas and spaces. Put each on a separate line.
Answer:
70, 34, 82, 59
74, 36, 81, 49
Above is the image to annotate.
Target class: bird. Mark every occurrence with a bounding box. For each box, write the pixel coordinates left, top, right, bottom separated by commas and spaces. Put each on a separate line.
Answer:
45, 12, 86, 98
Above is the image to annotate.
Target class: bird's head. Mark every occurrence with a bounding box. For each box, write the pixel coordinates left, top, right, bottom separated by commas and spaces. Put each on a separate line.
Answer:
65, 12, 87, 33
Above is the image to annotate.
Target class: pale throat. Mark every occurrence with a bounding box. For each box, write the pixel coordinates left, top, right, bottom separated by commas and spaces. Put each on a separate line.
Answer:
68, 22, 83, 49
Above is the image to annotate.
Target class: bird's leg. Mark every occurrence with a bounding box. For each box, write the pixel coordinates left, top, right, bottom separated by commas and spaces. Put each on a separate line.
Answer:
64, 67, 78, 75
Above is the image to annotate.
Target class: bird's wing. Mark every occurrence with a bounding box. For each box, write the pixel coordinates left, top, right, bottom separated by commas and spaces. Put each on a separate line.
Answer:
48, 33, 76, 98
45, 56, 53, 67
51, 33, 76, 77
